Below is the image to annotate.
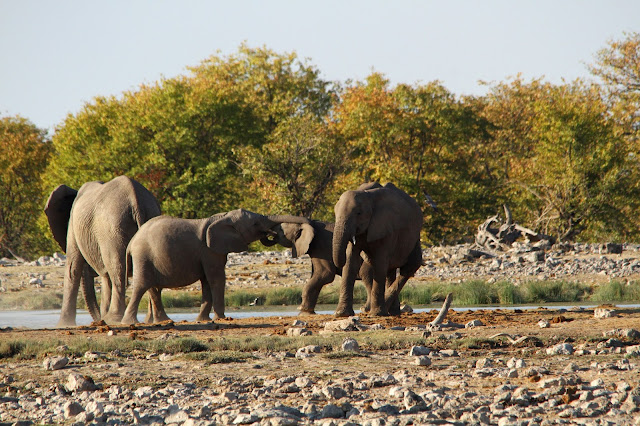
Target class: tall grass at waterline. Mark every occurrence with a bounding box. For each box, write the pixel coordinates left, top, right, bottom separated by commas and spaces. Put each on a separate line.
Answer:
590, 280, 640, 303
2, 279, 639, 312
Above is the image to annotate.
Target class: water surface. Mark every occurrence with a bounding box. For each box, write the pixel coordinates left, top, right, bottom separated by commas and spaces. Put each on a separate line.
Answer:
3, 304, 638, 329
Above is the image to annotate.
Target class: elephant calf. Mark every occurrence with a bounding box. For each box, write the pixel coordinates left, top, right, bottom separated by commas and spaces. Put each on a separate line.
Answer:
121, 209, 307, 324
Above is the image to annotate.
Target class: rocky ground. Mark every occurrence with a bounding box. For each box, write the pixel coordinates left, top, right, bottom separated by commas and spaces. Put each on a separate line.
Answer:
1, 243, 640, 425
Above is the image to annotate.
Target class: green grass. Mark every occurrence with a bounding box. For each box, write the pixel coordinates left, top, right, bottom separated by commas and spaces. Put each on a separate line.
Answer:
3, 278, 640, 312
590, 280, 640, 303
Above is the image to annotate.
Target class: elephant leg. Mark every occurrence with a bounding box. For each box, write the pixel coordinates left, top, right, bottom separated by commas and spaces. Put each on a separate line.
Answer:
144, 299, 154, 324
299, 262, 335, 315
369, 252, 390, 316
99, 275, 112, 319
80, 267, 100, 322
103, 260, 127, 324
209, 265, 227, 320
334, 244, 361, 317
384, 242, 422, 314
359, 261, 374, 313
57, 242, 86, 327
145, 288, 170, 323
121, 283, 148, 325
196, 278, 213, 322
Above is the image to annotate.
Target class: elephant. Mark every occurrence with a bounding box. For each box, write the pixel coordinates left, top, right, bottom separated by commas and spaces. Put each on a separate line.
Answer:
121, 209, 309, 324
262, 219, 403, 315
44, 176, 163, 327
332, 182, 423, 317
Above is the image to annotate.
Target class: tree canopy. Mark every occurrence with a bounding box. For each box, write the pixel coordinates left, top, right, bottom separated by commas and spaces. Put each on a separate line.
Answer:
3, 35, 640, 258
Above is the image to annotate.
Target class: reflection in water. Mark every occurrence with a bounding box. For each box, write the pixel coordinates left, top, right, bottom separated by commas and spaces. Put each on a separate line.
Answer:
0, 309, 331, 329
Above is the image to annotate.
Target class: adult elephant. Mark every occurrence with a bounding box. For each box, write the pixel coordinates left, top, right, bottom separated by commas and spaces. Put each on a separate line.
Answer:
44, 176, 163, 326
262, 220, 395, 315
332, 182, 423, 316
121, 209, 309, 324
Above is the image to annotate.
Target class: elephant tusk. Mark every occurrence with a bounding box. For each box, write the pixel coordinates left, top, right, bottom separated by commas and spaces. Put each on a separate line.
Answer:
351, 236, 356, 245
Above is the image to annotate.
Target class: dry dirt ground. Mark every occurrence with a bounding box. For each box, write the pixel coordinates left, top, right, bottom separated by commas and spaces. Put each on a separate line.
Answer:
2, 253, 640, 424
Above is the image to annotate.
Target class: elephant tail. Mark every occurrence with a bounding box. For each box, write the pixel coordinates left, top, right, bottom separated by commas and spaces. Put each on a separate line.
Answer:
82, 266, 101, 322
126, 245, 133, 280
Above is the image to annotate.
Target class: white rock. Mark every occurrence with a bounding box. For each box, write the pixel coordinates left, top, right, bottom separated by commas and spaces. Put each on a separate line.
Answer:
287, 327, 312, 336
409, 345, 431, 356
414, 356, 431, 366
342, 337, 359, 351
63, 401, 84, 418
594, 307, 617, 318
66, 372, 98, 392
43, 356, 68, 371
538, 319, 550, 328
546, 343, 574, 355
465, 319, 484, 328
134, 386, 153, 398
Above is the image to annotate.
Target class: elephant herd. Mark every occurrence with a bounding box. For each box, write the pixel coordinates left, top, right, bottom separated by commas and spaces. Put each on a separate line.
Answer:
44, 176, 424, 327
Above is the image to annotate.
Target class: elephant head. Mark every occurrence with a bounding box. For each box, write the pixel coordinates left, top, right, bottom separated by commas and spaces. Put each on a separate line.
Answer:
206, 209, 310, 254
263, 222, 315, 258
44, 184, 79, 252
332, 183, 401, 269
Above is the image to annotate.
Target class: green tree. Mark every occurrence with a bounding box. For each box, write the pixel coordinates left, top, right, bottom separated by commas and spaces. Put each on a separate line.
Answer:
240, 114, 346, 218
44, 45, 337, 219
0, 115, 52, 258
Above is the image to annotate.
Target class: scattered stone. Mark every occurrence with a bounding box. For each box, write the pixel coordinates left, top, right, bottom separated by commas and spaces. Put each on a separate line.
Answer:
594, 307, 617, 318
63, 401, 84, 418
323, 317, 367, 332
65, 372, 99, 392
409, 346, 431, 356
414, 356, 431, 366
341, 337, 359, 351
465, 319, 484, 328
546, 343, 574, 355
287, 327, 312, 336
538, 319, 550, 328
43, 356, 68, 371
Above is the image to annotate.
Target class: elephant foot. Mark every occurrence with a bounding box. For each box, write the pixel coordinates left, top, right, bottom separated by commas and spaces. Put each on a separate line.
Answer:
214, 313, 226, 320
297, 305, 316, 315
102, 312, 124, 324
56, 318, 76, 328
334, 306, 355, 318
120, 315, 138, 325
196, 314, 212, 322
367, 307, 389, 317
388, 307, 401, 316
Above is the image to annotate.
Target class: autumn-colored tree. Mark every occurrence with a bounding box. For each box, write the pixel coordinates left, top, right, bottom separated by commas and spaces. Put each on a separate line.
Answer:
0, 116, 52, 258
479, 77, 638, 241
332, 73, 495, 243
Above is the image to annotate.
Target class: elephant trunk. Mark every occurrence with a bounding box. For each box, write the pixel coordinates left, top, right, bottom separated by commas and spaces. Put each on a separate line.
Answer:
260, 236, 278, 246
266, 214, 310, 225
332, 219, 353, 270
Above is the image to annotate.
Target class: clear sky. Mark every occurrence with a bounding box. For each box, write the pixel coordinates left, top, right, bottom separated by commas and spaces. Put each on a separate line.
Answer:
1, 0, 639, 131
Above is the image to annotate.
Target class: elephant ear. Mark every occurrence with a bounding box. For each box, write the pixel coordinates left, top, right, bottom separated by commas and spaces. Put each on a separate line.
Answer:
366, 194, 399, 243
206, 218, 249, 254
287, 223, 314, 258
44, 185, 78, 252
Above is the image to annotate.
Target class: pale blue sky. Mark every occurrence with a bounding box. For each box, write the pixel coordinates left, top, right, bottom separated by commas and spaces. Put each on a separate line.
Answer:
1, 0, 639, 131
